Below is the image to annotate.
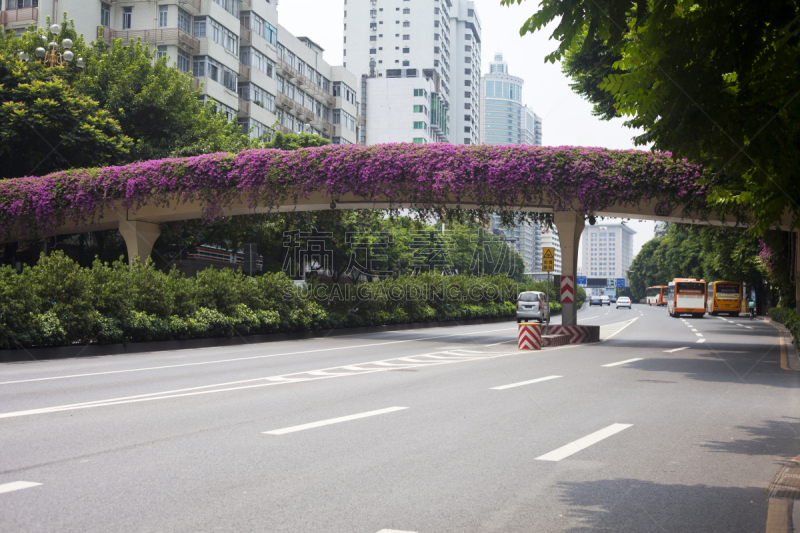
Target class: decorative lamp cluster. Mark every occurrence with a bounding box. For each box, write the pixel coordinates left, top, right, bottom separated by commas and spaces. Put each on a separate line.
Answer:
0, 144, 708, 241
18, 24, 85, 68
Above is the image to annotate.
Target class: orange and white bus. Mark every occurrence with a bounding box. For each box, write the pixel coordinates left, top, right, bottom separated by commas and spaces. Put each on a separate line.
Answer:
706, 281, 743, 317
667, 278, 707, 318
646, 286, 669, 306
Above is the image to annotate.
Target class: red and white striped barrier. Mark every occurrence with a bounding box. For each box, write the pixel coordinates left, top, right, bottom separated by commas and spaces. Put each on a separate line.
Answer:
544, 325, 600, 344
518, 322, 542, 350
542, 334, 570, 348
560, 276, 575, 304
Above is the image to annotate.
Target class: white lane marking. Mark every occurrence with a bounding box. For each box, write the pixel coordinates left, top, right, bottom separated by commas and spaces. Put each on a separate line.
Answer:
485, 340, 514, 347
695, 333, 703, 337
600, 318, 639, 340
697, 339, 706, 343
263, 407, 408, 435
490, 375, 562, 390
664, 347, 689, 353
536, 423, 633, 461
0, 348, 519, 419
689, 328, 697, 331
0, 481, 41, 494
745, 326, 753, 329
0, 326, 518, 386
376, 530, 418, 533
602, 358, 643, 367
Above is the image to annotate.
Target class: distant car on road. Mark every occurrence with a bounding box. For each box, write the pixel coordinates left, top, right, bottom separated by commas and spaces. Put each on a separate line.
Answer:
601, 295, 611, 306
590, 296, 603, 306
516, 291, 550, 323
616, 296, 632, 309
610, 297, 617, 303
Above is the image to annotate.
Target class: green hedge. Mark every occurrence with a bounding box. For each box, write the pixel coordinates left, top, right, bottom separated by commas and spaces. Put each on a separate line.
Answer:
0, 252, 584, 349
768, 307, 800, 346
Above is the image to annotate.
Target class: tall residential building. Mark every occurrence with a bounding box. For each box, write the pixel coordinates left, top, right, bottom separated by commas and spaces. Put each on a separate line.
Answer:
479, 52, 541, 146
448, 1, 481, 145
580, 223, 637, 279
344, 0, 480, 145
1, 0, 360, 145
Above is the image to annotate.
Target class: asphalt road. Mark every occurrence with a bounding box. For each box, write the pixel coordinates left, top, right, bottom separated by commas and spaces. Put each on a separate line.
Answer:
1, 304, 798, 532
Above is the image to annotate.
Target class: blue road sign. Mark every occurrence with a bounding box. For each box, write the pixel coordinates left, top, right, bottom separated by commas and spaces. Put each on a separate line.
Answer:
616, 278, 627, 288
577, 276, 587, 285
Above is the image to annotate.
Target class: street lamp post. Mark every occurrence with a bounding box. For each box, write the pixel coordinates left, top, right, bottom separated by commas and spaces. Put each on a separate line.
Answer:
18, 24, 85, 69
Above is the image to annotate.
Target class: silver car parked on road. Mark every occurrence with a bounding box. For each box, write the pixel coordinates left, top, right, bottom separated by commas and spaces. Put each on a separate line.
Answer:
516, 291, 550, 323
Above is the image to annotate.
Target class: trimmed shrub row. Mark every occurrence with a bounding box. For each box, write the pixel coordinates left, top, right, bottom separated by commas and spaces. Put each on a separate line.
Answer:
0, 252, 582, 349
768, 307, 800, 346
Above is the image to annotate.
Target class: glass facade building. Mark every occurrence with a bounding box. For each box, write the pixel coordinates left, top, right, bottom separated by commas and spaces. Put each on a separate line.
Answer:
479, 53, 540, 146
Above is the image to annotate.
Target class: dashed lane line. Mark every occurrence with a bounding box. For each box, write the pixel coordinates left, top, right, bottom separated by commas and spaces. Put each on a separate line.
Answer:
697, 339, 706, 343
602, 358, 644, 367
535, 423, 633, 461
0, 348, 521, 419
263, 406, 408, 435
0, 481, 41, 494
490, 375, 562, 390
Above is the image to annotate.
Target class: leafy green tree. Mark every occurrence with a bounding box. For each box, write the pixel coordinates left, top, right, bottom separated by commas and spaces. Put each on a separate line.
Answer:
628, 225, 766, 301
504, 0, 800, 232
0, 19, 131, 178
75, 36, 251, 161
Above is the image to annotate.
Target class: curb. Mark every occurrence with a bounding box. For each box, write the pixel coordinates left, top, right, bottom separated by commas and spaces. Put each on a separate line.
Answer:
762, 319, 800, 372
0, 315, 520, 364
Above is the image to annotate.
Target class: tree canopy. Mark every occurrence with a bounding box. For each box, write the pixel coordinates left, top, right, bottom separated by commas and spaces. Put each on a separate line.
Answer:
503, 0, 800, 232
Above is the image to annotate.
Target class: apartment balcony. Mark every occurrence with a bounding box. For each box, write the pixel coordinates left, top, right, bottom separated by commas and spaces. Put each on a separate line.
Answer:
238, 63, 251, 81
239, 25, 251, 46
0, 7, 38, 26
237, 99, 250, 118
276, 58, 334, 107
276, 93, 333, 135
191, 77, 201, 90
110, 0, 202, 14
98, 27, 200, 55
240, 0, 251, 9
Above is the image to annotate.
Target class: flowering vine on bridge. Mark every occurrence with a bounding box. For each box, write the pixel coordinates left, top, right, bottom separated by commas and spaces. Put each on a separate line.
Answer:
0, 143, 706, 240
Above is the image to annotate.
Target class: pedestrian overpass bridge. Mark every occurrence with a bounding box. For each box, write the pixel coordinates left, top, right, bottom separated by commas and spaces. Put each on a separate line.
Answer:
1, 144, 795, 324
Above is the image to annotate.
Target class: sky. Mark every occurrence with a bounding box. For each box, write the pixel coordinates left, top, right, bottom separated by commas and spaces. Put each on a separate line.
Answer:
277, 0, 659, 260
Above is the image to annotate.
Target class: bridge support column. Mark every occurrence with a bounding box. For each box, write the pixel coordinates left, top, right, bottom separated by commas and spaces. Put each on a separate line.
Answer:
554, 211, 585, 326
119, 221, 161, 265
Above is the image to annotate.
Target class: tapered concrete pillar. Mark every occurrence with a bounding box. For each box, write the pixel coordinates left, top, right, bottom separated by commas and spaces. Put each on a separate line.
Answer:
119, 220, 161, 265
554, 211, 585, 326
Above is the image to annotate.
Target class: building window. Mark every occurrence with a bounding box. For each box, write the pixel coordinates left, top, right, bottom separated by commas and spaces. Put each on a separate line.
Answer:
403, 21, 410, 27
100, 3, 111, 27
178, 8, 191, 33
158, 5, 168, 28
413, 138, 425, 144
403, 35, 410, 40
464, 92, 471, 98
122, 7, 132, 30
403, 8, 410, 14
402, 60, 409, 66
413, 105, 427, 114
403, 47, 409, 53
177, 49, 190, 72
464, 126, 470, 132
413, 89, 427, 98
370, 35, 377, 41
413, 121, 427, 130
464, 139, 471, 144
156, 45, 167, 60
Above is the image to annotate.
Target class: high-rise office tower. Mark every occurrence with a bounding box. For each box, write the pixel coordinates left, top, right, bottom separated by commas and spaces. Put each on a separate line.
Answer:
480, 52, 541, 146
449, 1, 481, 145
2, 0, 361, 145
344, 0, 479, 145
